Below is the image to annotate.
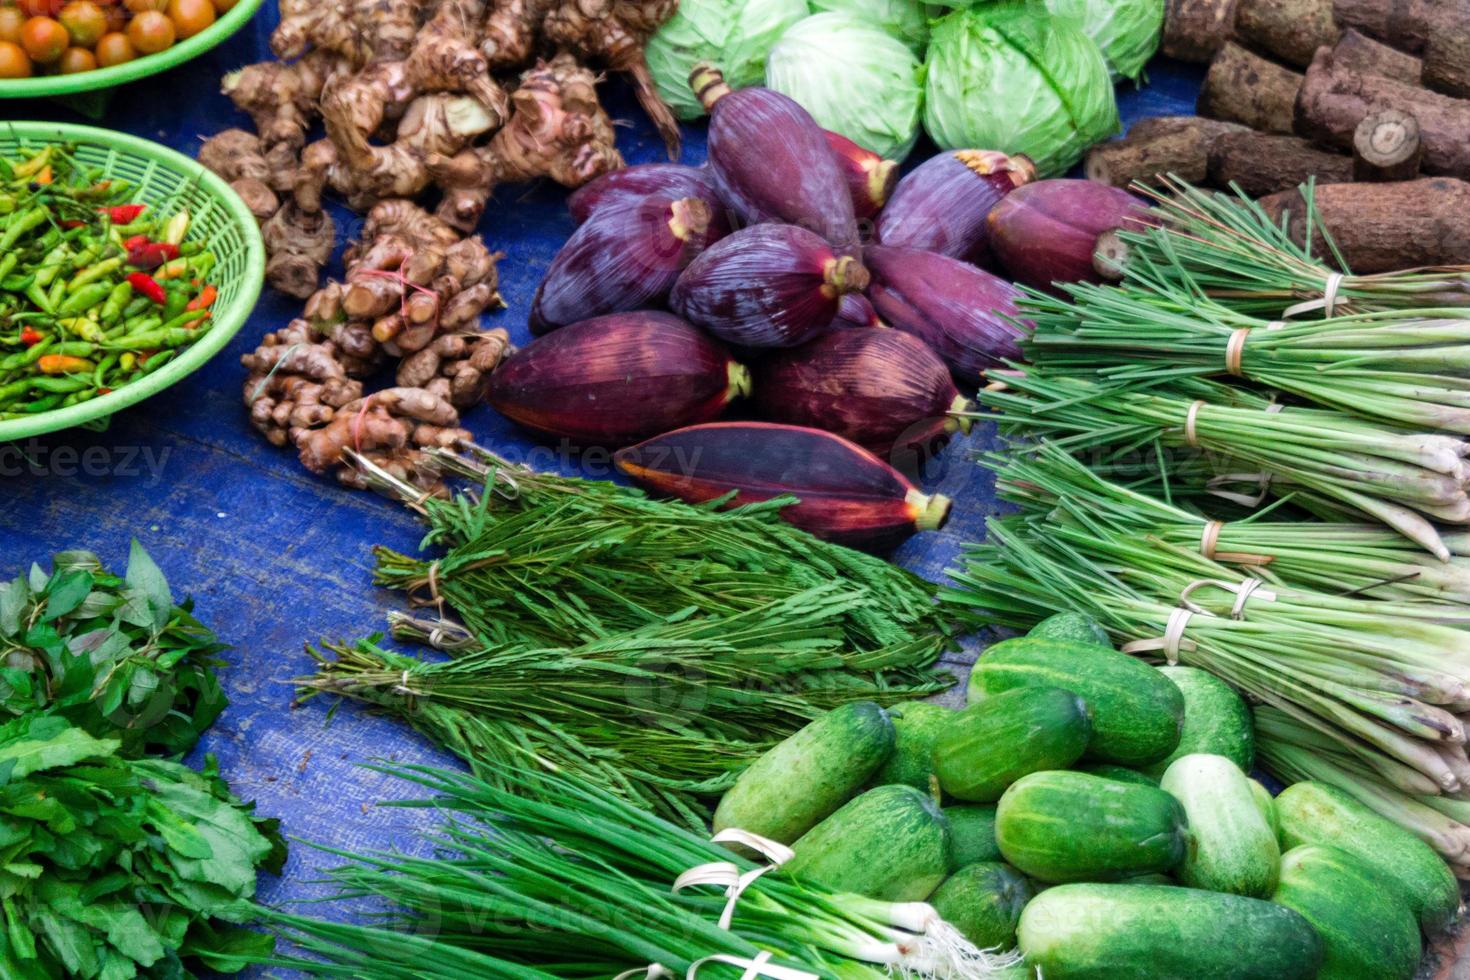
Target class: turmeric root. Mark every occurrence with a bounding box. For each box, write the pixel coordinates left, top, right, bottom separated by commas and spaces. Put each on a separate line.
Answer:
396, 329, 513, 407
241, 318, 366, 447
261, 203, 337, 300
297, 385, 470, 491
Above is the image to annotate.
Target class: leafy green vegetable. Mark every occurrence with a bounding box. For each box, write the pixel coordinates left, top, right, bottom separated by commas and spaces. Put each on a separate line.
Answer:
0, 543, 226, 758
646, 0, 809, 119
924, 2, 1120, 175
765, 13, 925, 160
808, 0, 930, 50
0, 715, 283, 979
1045, 0, 1164, 81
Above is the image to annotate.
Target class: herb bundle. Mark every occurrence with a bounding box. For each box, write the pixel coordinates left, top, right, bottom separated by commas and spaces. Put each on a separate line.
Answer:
0, 542, 227, 757
1109, 177, 1470, 316
257, 763, 1018, 979
0, 713, 285, 978
982, 369, 1470, 558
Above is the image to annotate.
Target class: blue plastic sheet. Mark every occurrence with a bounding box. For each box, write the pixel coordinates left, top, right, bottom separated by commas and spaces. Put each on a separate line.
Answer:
0, 7, 1203, 971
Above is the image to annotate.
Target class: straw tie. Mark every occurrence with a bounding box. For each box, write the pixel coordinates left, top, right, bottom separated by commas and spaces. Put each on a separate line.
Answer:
1184, 400, 1206, 446
1122, 607, 1198, 666
1179, 577, 1277, 620
1224, 321, 1283, 376
1284, 271, 1345, 318
1198, 521, 1274, 566
674, 829, 796, 931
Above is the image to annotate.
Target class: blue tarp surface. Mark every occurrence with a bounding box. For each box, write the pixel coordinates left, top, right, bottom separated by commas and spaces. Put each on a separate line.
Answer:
0, 7, 1202, 971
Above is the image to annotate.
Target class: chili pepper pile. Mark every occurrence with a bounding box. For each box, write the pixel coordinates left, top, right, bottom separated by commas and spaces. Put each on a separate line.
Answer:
0, 144, 219, 419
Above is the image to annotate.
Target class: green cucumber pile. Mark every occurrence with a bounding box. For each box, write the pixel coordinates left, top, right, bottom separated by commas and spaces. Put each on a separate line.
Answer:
715, 614, 1461, 979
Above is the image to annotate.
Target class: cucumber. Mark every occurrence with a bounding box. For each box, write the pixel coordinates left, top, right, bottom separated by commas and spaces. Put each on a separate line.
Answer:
1027, 611, 1111, 647
1160, 754, 1279, 897
714, 701, 894, 845
929, 862, 1035, 950
785, 784, 952, 901
1076, 763, 1157, 786
934, 686, 1091, 802
969, 637, 1184, 766
871, 702, 953, 795
944, 804, 1001, 868
1272, 844, 1420, 980
1140, 666, 1254, 780
995, 771, 1188, 883
1249, 779, 1279, 839
1017, 883, 1323, 979
1276, 781, 1461, 933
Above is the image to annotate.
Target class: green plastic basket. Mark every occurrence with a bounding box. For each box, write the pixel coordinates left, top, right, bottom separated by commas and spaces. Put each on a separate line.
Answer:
0, 121, 265, 441
0, 0, 265, 100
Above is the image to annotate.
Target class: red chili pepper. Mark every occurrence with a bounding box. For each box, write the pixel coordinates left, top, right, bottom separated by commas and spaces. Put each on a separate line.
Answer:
126, 241, 180, 270
59, 220, 87, 230
101, 204, 146, 225
19, 326, 43, 347
127, 272, 167, 304
123, 234, 151, 251
98, 387, 112, 395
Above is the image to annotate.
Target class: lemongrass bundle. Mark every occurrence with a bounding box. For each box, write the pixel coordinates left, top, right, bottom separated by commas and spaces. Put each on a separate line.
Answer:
992, 444, 1470, 600
300, 585, 950, 829
982, 369, 1470, 558
1024, 275, 1470, 434
1257, 706, 1470, 870
257, 764, 1022, 979
942, 512, 1470, 798
1106, 177, 1470, 315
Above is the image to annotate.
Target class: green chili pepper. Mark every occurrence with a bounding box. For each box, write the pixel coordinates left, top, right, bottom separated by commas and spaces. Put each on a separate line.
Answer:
31, 374, 94, 393
58, 283, 111, 316
24, 282, 53, 314
99, 281, 133, 325
68, 256, 124, 292
46, 278, 67, 311
0, 207, 46, 251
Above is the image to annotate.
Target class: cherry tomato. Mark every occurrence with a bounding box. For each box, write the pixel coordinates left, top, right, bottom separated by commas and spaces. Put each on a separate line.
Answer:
101, 2, 123, 30
165, 0, 211, 37
0, 6, 26, 43
0, 38, 31, 76
122, 0, 164, 11
56, 43, 92, 71
19, 0, 62, 16
125, 8, 171, 51
93, 28, 132, 64
19, 15, 67, 62
211, 0, 236, 9
57, 0, 104, 46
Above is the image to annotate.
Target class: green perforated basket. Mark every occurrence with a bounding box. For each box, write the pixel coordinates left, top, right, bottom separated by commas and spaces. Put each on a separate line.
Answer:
0, 0, 265, 101
0, 122, 265, 441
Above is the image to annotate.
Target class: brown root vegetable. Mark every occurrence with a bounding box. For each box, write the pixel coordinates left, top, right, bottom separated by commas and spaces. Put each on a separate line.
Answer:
1233, 0, 1338, 68
1332, 0, 1438, 55
1424, 10, 1470, 98
1332, 28, 1423, 84
261, 203, 337, 300
1352, 109, 1423, 181
1295, 47, 1470, 179
1198, 41, 1303, 133
1259, 177, 1470, 272
1085, 116, 1250, 188
1162, 0, 1239, 62
197, 129, 281, 221
1207, 132, 1354, 196
396, 329, 514, 409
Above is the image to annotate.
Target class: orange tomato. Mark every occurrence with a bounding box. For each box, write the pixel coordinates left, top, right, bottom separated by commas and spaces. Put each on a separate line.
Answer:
165, 0, 211, 37
122, 0, 164, 10
19, 15, 67, 62
0, 38, 31, 76
210, 0, 235, 9
57, 0, 104, 46
56, 43, 93, 71
124, 8, 171, 51
93, 28, 132, 64
19, 0, 62, 16
0, 6, 26, 43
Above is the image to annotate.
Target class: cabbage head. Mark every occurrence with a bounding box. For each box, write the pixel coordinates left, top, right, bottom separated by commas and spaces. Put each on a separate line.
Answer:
766, 13, 925, 161
807, 0, 931, 51
1045, 0, 1165, 81
647, 0, 810, 120
923, 2, 1120, 176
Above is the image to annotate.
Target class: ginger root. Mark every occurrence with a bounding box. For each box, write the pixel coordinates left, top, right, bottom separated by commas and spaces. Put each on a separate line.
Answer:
261, 203, 337, 300
197, 129, 280, 221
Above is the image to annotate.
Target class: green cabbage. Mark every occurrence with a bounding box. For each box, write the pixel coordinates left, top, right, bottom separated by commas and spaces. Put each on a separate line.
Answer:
923, 2, 1120, 176
646, 0, 810, 120
765, 13, 925, 160
807, 0, 931, 51
1045, 0, 1165, 81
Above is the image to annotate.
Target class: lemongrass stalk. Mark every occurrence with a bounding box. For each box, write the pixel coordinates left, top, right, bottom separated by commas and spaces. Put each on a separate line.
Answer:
1256, 707, 1443, 795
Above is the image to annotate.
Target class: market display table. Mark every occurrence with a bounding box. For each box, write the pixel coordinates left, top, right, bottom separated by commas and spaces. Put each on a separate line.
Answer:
2, 5, 1465, 975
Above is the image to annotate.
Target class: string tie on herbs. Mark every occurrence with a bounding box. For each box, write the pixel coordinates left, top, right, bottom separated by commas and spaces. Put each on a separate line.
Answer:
1223, 322, 1283, 377
686, 951, 817, 980
1122, 607, 1198, 666
674, 829, 795, 931
1198, 520, 1274, 566
1179, 577, 1276, 620
1284, 271, 1345, 318
1184, 400, 1206, 447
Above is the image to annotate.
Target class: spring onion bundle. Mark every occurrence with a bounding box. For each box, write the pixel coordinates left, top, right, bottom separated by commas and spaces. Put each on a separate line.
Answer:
257, 764, 1020, 979
1107, 178, 1470, 316
943, 503, 1470, 803
993, 444, 1470, 603
982, 370, 1470, 558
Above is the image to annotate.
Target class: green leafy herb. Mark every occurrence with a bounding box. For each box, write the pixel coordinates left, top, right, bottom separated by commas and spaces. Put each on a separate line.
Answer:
0, 542, 227, 757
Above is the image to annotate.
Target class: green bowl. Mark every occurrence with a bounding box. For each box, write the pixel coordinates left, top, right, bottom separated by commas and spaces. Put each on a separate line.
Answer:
0, 0, 264, 99
0, 121, 264, 441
